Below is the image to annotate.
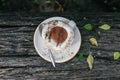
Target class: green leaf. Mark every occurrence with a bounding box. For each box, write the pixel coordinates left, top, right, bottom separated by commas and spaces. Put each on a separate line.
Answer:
114, 52, 120, 60
77, 52, 84, 61
99, 24, 111, 30
87, 54, 94, 70
83, 24, 93, 31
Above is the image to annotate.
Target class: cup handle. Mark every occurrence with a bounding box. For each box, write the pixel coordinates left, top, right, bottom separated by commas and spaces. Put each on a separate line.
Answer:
68, 20, 76, 29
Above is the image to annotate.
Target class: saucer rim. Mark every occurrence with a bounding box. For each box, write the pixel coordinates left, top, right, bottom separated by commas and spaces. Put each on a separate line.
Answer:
33, 17, 82, 63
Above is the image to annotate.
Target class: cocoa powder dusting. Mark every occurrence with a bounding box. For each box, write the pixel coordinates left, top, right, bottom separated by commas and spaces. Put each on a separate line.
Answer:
50, 26, 68, 46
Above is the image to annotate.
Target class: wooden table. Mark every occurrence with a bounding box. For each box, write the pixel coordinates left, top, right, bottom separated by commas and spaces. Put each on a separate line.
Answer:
0, 12, 120, 80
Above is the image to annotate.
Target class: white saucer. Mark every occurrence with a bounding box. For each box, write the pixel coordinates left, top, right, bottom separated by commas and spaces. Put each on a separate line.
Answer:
33, 17, 81, 63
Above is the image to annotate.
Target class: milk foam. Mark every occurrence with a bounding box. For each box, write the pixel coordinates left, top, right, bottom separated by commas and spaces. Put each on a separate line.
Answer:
42, 20, 74, 50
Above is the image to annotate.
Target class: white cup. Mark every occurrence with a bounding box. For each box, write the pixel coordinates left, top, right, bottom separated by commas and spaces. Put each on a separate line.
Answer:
39, 17, 76, 50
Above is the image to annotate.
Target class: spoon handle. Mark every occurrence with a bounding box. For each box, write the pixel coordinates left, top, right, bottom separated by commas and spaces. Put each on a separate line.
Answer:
48, 49, 56, 67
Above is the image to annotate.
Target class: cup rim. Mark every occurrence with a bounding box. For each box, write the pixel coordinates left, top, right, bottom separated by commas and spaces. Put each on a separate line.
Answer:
40, 17, 75, 50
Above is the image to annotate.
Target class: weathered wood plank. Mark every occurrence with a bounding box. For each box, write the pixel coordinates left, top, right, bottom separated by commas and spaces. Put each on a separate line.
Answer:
0, 12, 120, 29
0, 57, 119, 80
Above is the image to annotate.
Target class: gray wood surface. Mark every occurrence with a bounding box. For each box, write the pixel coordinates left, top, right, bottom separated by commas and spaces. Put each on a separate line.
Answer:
0, 12, 120, 80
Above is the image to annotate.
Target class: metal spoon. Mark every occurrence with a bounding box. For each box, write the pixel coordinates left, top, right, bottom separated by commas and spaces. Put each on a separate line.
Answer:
39, 24, 56, 67
48, 49, 56, 67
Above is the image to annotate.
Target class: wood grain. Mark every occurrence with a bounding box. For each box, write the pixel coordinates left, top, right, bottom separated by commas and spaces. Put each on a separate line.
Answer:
0, 12, 120, 80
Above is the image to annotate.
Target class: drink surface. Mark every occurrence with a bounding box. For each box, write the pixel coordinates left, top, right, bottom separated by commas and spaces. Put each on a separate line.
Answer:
49, 26, 68, 46
41, 20, 74, 50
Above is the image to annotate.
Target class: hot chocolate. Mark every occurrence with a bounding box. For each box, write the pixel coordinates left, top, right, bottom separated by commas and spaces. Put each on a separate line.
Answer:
41, 20, 74, 50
